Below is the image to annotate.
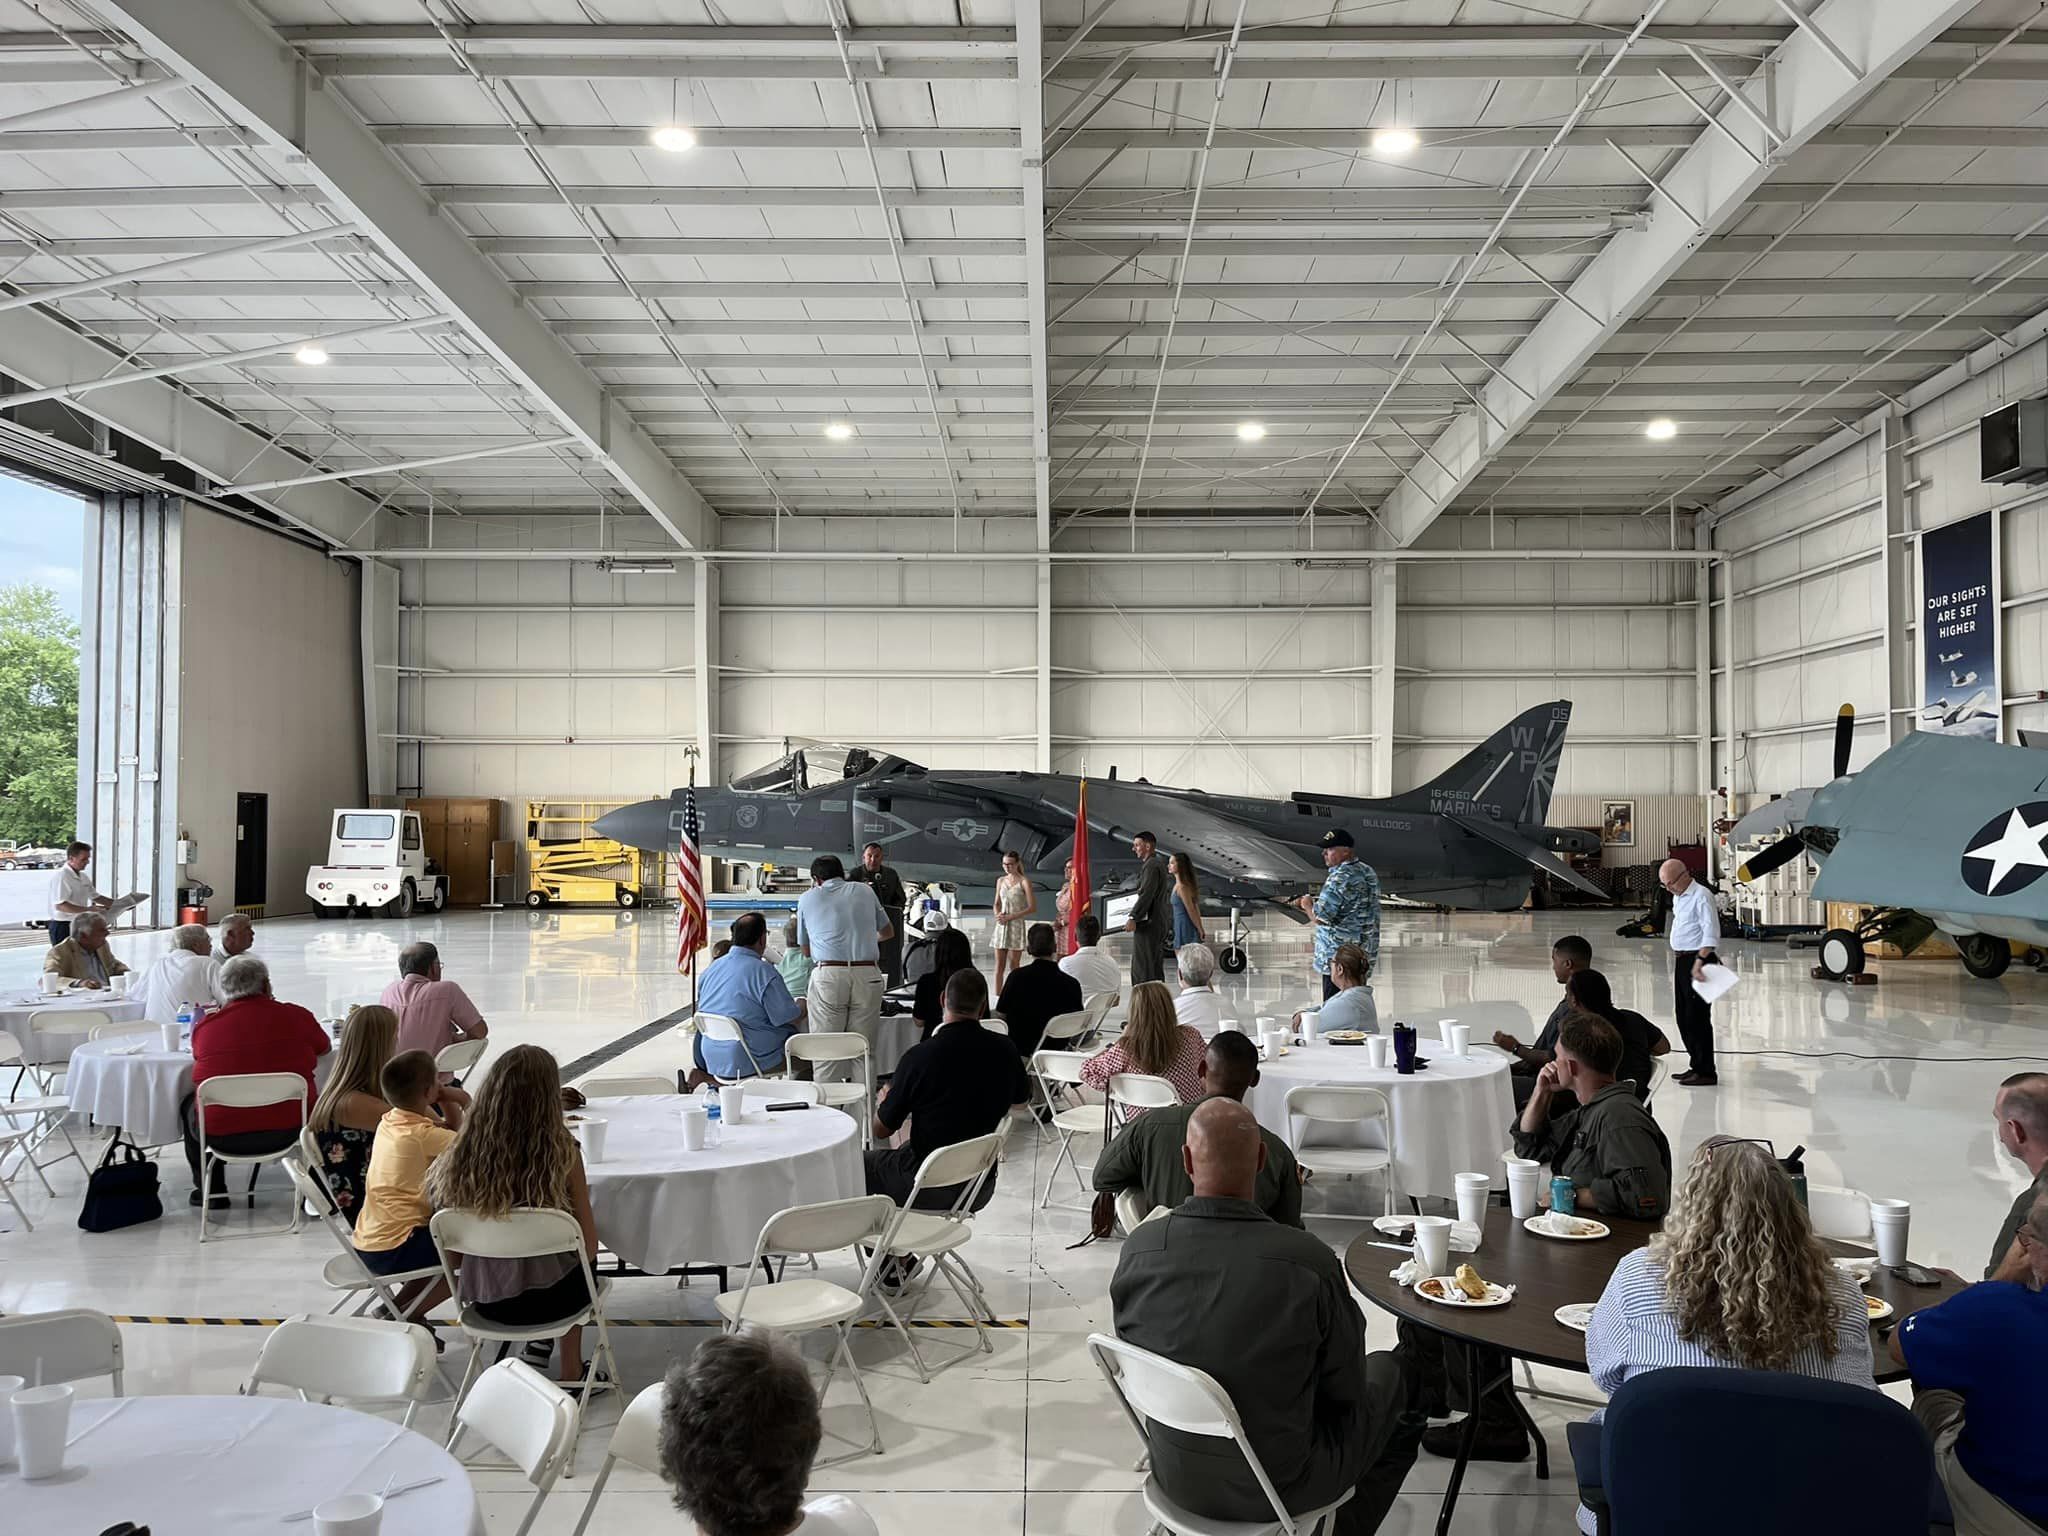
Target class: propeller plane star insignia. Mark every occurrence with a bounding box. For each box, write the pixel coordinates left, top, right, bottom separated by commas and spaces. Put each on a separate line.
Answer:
1962, 804, 2048, 898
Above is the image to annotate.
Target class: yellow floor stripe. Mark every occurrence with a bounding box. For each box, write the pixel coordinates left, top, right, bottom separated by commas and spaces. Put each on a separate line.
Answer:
113, 1315, 1027, 1330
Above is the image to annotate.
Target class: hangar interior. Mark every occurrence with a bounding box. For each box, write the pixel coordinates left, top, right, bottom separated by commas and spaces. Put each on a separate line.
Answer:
4, 4, 2048, 1535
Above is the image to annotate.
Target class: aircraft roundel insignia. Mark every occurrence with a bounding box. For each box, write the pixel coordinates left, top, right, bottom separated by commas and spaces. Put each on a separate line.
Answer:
735, 803, 760, 830
1960, 803, 2048, 898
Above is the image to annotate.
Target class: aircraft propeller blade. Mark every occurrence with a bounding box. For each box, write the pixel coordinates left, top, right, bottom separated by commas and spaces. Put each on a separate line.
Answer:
1737, 834, 1806, 883
1833, 703, 1855, 780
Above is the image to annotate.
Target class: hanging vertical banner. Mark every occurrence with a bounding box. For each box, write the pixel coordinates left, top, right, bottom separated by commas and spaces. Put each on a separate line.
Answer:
1919, 511, 1999, 739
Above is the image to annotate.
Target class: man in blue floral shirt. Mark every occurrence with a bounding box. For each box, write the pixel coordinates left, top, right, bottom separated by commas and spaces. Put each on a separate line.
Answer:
1299, 829, 1380, 1000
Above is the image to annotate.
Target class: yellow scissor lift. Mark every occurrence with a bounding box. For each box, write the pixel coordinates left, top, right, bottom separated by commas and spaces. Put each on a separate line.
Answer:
523, 799, 665, 909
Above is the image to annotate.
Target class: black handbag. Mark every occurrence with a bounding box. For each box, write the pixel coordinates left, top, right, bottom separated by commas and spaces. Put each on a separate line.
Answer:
78, 1135, 162, 1232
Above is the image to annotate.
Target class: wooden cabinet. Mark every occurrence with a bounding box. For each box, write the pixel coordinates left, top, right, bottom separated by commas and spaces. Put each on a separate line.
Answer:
405, 797, 502, 907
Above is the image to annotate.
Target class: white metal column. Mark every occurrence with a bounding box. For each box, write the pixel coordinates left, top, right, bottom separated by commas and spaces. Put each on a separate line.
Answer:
1693, 522, 1717, 876
1880, 411, 1916, 747
693, 558, 720, 783
1368, 563, 1397, 797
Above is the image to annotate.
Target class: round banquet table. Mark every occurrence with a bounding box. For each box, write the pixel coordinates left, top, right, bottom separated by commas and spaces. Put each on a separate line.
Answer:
0, 990, 148, 1063
4, 1393, 483, 1535
584, 1093, 863, 1270
1344, 1207, 1970, 1536
66, 1034, 334, 1148
1242, 1040, 1516, 1200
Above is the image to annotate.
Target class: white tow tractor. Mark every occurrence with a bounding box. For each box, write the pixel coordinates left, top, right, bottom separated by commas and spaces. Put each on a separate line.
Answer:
306, 809, 448, 918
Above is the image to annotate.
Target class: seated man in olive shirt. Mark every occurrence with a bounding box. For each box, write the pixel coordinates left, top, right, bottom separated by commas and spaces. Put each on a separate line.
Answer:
1093, 1029, 1301, 1228
1110, 1099, 1422, 1535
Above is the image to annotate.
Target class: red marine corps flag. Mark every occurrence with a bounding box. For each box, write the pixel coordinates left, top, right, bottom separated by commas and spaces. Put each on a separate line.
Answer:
675, 782, 706, 978
1066, 778, 1090, 955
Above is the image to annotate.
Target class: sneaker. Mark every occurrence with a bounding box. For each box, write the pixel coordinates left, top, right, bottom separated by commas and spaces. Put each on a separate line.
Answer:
878, 1257, 923, 1297
1421, 1416, 1530, 1463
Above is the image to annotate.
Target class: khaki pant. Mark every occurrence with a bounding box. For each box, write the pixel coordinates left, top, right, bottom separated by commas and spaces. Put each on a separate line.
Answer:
807, 964, 884, 1084
1914, 1390, 2048, 1536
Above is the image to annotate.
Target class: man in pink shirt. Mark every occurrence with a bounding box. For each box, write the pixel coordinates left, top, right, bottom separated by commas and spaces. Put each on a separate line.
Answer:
381, 941, 489, 1060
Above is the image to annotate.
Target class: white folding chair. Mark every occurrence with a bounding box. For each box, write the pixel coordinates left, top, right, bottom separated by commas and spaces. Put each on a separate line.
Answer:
242, 1313, 438, 1428
0, 1309, 123, 1394
1031, 1049, 1100, 1207
1090, 1333, 1353, 1536
1081, 990, 1119, 1045
430, 1206, 619, 1453
1108, 1072, 1179, 1137
1283, 1084, 1393, 1220
575, 1073, 674, 1097
0, 1030, 87, 1186
23, 1008, 108, 1093
569, 1379, 666, 1536
1643, 1056, 1671, 1104
1039, 1008, 1093, 1051
785, 1032, 874, 1144
88, 1023, 154, 1042
693, 1012, 780, 1081
452, 1359, 577, 1536
435, 1036, 488, 1081
196, 1071, 308, 1241
290, 1137, 445, 1325
1114, 1189, 1172, 1234
741, 1078, 824, 1106
1809, 1183, 1875, 1242
874, 1133, 1004, 1382
714, 1194, 898, 1461
0, 1114, 43, 1229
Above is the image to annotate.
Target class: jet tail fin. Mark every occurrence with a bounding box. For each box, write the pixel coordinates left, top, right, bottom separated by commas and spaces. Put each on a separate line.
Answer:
1387, 701, 1572, 826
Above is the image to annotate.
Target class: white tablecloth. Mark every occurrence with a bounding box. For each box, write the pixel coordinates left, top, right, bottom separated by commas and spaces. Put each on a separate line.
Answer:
585, 1093, 862, 1270
0, 992, 148, 1062
66, 1036, 333, 1147
873, 1009, 923, 1075
1244, 1040, 1517, 1200
5, 1394, 482, 1535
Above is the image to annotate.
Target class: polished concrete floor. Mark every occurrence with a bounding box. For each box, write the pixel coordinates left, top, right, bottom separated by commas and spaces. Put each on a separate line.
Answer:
3, 903, 2044, 1534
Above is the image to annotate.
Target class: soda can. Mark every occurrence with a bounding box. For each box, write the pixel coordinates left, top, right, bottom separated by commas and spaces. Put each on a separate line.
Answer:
1550, 1175, 1575, 1215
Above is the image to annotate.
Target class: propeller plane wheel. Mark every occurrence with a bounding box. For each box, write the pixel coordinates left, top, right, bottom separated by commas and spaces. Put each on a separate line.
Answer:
1957, 933, 2012, 980
1817, 929, 1865, 981
1218, 944, 1248, 975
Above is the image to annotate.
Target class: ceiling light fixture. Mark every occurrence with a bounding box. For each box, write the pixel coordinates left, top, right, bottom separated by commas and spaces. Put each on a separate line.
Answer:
293, 343, 329, 366
650, 124, 697, 154
824, 421, 855, 440
1370, 127, 1420, 156
1644, 417, 1678, 441
1236, 420, 1267, 441
599, 557, 677, 575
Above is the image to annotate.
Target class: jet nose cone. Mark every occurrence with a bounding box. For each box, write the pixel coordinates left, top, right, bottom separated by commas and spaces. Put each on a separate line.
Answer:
591, 805, 633, 843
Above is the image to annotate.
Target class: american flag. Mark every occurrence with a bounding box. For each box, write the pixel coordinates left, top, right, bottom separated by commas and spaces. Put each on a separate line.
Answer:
675, 785, 706, 975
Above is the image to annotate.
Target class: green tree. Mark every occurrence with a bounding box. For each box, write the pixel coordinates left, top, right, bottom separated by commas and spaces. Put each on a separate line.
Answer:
0, 584, 79, 845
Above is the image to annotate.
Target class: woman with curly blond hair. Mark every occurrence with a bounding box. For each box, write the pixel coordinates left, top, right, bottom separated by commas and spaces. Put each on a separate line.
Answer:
1577, 1136, 1874, 1530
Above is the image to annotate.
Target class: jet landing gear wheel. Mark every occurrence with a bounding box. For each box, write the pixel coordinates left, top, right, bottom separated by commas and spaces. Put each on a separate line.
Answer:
1816, 928, 1865, 981
1958, 932, 2013, 980
1217, 944, 1248, 975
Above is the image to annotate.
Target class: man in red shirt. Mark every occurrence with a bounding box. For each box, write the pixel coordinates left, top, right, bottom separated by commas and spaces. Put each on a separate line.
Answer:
180, 954, 331, 1208
380, 940, 489, 1062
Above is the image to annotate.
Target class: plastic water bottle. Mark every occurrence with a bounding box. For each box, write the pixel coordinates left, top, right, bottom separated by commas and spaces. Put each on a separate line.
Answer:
175, 1002, 196, 1043
701, 1084, 722, 1147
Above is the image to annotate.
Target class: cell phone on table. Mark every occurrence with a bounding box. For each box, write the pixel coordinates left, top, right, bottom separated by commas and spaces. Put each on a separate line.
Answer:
1890, 1262, 1941, 1287
765, 1100, 811, 1112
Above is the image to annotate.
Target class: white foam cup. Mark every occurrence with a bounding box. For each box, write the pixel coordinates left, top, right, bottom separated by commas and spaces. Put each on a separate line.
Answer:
578, 1115, 608, 1164
1438, 1017, 1458, 1044
1446, 1024, 1471, 1058
719, 1085, 746, 1126
1411, 1215, 1453, 1278
679, 1105, 708, 1151
1454, 1171, 1491, 1231
11, 1383, 73, 1480
159, 1021, 181, 1052
313, 1492, 386, 1536
1299, 1009, 1320, 1044
1869, 1198, 1912, 1266
1505, 1157, 1542, 1220
1363, 1035, 1391, 1069
111, 974, 127, 998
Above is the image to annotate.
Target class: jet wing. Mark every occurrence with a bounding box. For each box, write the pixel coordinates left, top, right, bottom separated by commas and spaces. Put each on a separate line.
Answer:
1445, 814, 1609, 900
1129, 804, 1325, 885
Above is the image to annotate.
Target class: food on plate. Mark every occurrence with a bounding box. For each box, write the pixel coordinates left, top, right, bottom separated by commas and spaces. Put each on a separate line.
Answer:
1542, 1214, 1601, 1237
1454, 1263, 1489, 1301
1866, 1294, 1895, 1320
1325, 1029, 1367, 1044
1418, 1277, 1449, 1300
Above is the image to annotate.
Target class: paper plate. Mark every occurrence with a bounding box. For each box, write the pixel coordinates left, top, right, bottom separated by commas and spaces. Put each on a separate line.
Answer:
1523, 1212, 1611, 1241
1554, 1303, 1597, 1333
1865, 1294, 1895, 1323
1414, 1275, 1513, 1309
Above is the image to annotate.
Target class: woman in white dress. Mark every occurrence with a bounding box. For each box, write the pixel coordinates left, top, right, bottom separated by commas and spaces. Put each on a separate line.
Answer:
992, 848, 1035, 991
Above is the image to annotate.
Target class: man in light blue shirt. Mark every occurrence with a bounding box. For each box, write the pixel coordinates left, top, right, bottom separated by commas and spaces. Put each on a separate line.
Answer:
690, 911, 804, 1085
796, 854, 894, 1076
1298, 829, 1380, 1000
1658, 857, 1723, 1088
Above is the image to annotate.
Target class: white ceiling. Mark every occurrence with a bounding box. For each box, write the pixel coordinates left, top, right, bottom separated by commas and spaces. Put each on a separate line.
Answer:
1, 1, 2045, 543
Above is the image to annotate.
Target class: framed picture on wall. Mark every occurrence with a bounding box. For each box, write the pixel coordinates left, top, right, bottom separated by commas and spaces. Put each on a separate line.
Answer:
1602, 800, 1635, 848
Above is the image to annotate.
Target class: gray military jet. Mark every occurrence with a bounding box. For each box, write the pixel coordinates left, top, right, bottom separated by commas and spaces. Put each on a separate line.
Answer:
593, 701, 1606, 959
1734, 705, 2048, 979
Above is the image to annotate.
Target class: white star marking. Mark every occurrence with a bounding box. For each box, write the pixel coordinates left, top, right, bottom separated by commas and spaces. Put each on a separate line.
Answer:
1963, 808, 2048, 893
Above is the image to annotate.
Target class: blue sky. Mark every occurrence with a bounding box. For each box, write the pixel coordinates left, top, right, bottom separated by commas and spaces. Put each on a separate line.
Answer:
0, 473, 84, 618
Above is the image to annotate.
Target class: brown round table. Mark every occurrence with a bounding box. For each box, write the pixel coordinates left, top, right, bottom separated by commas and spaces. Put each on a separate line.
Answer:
1344, 1206, 1969, 1536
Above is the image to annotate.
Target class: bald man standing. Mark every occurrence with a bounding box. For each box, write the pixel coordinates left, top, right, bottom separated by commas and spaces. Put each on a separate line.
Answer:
1110, 1099, 1421, 1534
1658, 858, 1722, 1087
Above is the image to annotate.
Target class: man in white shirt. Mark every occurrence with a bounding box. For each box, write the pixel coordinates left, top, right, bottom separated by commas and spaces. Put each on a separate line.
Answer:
48, 840, 110, 946
796, 854, 893, 1075
1658, 858, 1723, 1087
206, 912, 254, 1002
1059, 914, 1122, 998
137, 924, 225, 1026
